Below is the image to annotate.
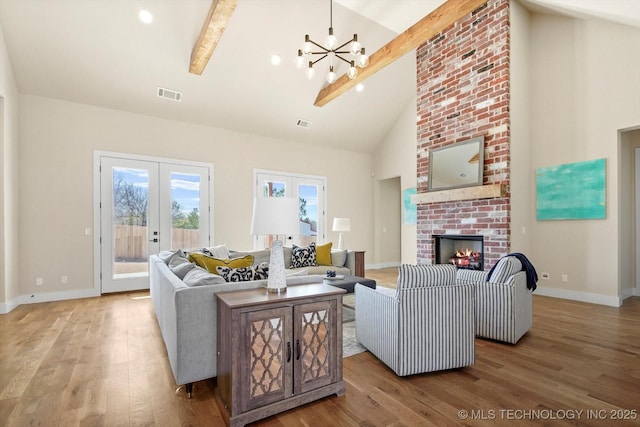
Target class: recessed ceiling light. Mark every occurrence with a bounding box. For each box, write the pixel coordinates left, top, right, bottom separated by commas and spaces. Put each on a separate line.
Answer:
356, 83, 364, 92
138, 9, 153, 24
271, 54, 281, 65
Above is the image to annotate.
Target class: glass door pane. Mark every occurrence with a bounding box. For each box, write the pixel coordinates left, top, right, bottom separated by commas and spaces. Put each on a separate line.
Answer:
297, 184, 319, 247
112, 167, 150, 278
160, 164, 210, 252
100, 157, 158, 293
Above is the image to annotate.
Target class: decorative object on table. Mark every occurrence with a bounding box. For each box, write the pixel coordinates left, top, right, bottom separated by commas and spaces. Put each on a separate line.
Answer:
250, 197, 299, 293
295, 0, 369, 83
332, 217, 351, 250
323, 270, 345, 282
536, 158, 606, 220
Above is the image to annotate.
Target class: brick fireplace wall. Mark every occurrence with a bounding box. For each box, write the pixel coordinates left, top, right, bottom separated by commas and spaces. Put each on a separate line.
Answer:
416, 0, 510, 269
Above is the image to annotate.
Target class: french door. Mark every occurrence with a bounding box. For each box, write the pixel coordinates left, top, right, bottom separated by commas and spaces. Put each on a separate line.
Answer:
99, 154, 211, 293
254, 170, 326, 249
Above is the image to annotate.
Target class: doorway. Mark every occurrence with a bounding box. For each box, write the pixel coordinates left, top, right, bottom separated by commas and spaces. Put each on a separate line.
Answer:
96, 152, 212, 293
377, 177, 401, 267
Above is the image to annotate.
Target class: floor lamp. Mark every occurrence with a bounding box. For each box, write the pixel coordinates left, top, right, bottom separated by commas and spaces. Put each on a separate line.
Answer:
332, 217, 351, 250
251, 197, 299, 293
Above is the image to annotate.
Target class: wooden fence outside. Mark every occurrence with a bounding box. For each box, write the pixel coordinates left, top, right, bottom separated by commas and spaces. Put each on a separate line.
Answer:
114, 225, 200, 260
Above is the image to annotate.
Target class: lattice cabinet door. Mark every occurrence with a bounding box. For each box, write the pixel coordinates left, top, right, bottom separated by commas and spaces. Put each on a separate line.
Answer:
240, 306, 293, 413
293, 300, 338, 395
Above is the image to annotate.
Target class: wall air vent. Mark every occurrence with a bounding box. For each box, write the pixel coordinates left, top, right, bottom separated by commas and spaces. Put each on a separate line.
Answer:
296, 119, 312, 129
157, 87, 182, 102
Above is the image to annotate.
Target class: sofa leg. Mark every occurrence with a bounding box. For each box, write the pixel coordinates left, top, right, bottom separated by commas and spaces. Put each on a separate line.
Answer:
175, 383, 193, 399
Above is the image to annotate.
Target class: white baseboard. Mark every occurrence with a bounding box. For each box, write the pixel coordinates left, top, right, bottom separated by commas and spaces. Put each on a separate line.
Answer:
1, 288, 101, 314
0, 297, 21, 314
633, 287, 640, 297
365, 262, 400, 270
20, 288, 101, 305
535, 286, 623, 307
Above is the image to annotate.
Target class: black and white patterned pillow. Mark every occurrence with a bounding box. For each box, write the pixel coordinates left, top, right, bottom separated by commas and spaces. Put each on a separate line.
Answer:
290, 243, 317, 268
216, 262, 269, 282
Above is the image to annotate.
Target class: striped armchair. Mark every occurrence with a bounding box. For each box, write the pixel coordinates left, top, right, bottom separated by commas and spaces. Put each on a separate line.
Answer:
354, 264, 475, 376
457, 256, 532, 344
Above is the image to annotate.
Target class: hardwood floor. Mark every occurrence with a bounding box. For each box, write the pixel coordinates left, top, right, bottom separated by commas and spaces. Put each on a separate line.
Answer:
1, 270, 639, 426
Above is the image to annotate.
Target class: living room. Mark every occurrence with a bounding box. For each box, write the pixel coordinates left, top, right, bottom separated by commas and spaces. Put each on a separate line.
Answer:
2, 0, 640, 313
1, 0, 640, 424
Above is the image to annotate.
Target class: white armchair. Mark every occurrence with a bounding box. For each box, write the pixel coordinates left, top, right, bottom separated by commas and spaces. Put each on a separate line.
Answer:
457, 256, 533, 344
354, 264, 475, 376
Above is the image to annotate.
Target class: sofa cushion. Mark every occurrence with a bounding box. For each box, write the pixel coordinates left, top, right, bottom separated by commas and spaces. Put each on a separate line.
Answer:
316, 242, 332, 266
331, 249, 348, 267
228, 249, 271, 266
157, 250, 176, 264
397, 264, 457, 289
183, 266, 227, 287
170, 261, 197, 280
188, 252, 254, 272
216, 262, 269, 282
158, 249, 188, 266
167, 251, 190, 269
290, 243, 317, 268
203, 244, 229, 258
488, 256, 522, 284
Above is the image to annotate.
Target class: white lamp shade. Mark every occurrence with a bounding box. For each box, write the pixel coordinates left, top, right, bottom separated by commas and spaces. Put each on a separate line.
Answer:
332, 217, 351, 232
251, 197, 299, 236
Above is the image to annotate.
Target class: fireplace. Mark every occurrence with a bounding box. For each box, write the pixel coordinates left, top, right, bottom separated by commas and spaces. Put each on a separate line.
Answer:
434, 235, 484, 270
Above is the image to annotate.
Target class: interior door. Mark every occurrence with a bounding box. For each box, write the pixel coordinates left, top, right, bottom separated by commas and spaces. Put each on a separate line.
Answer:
99, 155, 211, 293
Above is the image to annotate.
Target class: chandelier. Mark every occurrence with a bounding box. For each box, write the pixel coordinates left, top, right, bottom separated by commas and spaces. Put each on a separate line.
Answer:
295, 0, 369, 83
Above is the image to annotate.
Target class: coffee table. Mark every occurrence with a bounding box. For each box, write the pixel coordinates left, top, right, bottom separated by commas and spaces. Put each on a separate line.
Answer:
323, 274, 376, 293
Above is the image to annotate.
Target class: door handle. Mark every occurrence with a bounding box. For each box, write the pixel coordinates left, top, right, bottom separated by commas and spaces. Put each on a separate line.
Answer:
287, 342, 291, 362
296, 339, 301, 360
149, 238, 158, 243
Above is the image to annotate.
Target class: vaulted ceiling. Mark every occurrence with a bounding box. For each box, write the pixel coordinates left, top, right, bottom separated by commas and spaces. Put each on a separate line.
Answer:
1, 0, 638, 153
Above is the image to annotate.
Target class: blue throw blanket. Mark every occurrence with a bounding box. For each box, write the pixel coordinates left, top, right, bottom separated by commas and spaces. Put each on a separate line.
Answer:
487, 252, 538, 291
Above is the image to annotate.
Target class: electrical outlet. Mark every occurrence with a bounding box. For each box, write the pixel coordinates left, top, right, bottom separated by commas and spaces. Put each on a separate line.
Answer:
562, 274, 568, 282
541, 272, 550, 280
36, 277, 44, 286
61, 275, 68, 284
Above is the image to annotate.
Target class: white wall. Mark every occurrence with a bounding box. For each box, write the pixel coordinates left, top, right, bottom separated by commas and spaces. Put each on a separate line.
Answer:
17, 95, 374, 302
529, 15, 640, 305
509, 0, 532, 255
373, 99, 418, 265
0, 20, 20, 313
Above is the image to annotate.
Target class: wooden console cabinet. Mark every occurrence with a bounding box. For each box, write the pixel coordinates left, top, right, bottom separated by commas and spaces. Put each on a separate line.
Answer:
354, 251, 365, 277
216, 284, 346, 427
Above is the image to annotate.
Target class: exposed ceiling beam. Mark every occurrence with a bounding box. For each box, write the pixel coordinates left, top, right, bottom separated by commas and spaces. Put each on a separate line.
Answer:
189, 0, 237, 75
314, 0, 488, 107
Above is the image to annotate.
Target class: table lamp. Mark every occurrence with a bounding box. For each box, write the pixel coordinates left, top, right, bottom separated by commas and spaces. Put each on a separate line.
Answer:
332, 217, 351, 250
251, 197, 299, 293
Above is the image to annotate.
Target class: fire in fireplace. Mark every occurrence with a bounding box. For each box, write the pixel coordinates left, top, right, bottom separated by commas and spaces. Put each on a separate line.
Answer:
434, 235, 484, 271
449, 248, 482, 269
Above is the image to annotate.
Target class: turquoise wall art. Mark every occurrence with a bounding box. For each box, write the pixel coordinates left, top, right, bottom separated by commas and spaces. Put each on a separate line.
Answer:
403, 187, 417, 225
536, 158, 606, 220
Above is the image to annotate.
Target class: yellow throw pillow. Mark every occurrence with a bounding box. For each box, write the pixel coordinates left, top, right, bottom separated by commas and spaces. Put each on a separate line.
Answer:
188, 252, 254, 273
316, 242, 333, 266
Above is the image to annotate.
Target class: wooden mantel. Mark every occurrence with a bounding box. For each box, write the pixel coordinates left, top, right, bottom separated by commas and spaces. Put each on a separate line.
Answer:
411, 183, 506, 204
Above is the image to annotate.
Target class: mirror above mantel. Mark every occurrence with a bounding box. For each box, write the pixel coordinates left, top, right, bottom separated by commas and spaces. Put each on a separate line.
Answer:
428, 136, 485, 191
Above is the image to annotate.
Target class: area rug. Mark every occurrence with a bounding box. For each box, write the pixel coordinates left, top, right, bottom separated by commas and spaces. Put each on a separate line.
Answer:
342, 298, 367, 357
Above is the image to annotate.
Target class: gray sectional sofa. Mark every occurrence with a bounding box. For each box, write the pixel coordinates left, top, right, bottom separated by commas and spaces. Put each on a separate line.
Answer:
149, 247, 356, 396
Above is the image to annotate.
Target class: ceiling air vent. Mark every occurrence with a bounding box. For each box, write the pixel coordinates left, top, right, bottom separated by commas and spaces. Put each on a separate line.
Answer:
157, 87, 182, 102
296, 119, 312, 129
